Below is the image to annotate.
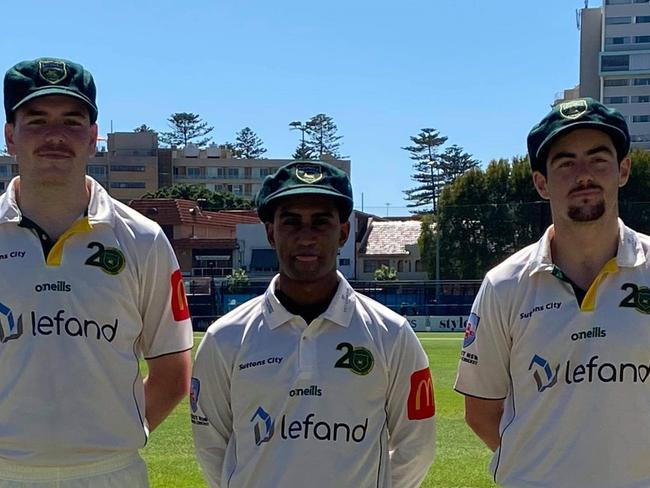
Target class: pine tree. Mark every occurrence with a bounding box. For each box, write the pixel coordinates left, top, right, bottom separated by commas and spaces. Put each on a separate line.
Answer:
233, 127, 267, 159
305, 113, 343, 159
158, 113, 213, 147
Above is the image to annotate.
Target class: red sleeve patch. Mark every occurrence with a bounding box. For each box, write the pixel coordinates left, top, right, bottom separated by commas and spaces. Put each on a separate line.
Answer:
407, 367, 435, 420
171, 269, 190, 321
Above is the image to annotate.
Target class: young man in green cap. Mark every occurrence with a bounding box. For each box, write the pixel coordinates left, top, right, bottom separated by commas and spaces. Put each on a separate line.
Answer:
192, 161, 436, 487
455, 98, 650, 487
1, 58, 192, 486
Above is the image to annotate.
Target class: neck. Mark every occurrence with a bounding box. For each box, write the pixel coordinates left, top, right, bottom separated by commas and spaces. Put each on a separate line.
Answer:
550, 215, 620, 290
276, 272, 340, 307
16, 176, 90, 239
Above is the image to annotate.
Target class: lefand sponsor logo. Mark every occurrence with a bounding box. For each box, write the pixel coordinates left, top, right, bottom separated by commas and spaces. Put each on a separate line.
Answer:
530, 354, 650, 392
0, 301, 118, 344
250, 407, 368, 446
407, 368, 435, 420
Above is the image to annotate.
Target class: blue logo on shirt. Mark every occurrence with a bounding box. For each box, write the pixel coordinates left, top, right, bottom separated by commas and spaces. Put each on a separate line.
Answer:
529, 354, 559, 392
0, 301, 23, 344
463, 313, 480, 348
251, 406, 275, 446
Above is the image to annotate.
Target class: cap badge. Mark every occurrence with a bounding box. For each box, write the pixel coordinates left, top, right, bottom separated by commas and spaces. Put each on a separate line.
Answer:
38, 60, 67, 85
295, 164, 323, 184
559, 99, 588, 120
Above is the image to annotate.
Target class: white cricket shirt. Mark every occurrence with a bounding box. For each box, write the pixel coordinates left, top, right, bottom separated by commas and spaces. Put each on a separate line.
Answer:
455, 221, 650, 488
0, 176, 193, 466
192, 272, 436, 488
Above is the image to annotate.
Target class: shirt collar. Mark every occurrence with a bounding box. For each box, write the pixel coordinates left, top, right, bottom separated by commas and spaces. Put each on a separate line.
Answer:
0, 176, 115, 227
262, 271, 357, 330
528, 218, 645, 276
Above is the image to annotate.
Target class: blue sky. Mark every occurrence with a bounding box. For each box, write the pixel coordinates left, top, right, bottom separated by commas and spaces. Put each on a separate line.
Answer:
1, 0, 585, 214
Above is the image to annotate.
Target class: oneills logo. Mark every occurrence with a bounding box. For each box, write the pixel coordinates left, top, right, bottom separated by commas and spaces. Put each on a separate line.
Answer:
171, 270, 190, 321
407, 367, 435, 420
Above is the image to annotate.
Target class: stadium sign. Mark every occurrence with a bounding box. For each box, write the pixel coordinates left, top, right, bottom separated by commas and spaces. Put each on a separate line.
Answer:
405, 315, 468, 332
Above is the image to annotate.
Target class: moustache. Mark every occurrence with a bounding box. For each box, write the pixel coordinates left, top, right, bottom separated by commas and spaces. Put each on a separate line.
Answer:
569, 183, 602, 195
35, 145, 75, 157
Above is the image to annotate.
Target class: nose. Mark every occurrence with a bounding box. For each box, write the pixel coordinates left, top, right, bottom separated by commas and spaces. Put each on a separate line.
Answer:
296, 224, 318, 245
43, 125, 66, 144
574, 159, 594, 185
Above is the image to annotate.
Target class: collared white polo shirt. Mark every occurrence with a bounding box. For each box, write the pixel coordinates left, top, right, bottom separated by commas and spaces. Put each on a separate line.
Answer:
0, 176, 193, 466
455, 221, 650, 488
192, 272, 435, 488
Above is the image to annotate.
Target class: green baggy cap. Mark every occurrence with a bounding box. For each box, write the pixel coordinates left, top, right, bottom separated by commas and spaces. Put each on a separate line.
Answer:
255, 161, 353, 222
527, 97, 630, 173
4, 57, 97, 123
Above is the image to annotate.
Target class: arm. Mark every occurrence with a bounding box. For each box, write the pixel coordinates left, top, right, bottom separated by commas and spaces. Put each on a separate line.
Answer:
464, 396, 504, 452
386, 325, 436, 488
144, 349, 192, 432
192, 331, 233, 488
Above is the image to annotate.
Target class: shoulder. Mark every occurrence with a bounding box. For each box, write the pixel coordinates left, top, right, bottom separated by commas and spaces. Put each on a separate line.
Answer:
483, 241, 539, 292
202, 295, 266, 348
111, 199, 164, 241
353, 291, 412, 334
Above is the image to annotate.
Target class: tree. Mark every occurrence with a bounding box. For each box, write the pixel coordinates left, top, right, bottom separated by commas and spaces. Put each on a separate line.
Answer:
289, 121, 316, 160
417, 214, 437, 279
233, 127, 267, 159
402, 128, 448, 213
142, 184, 254, 211
134, 124, 156, 133
158, 113, 213, 147
374, 264, 397, 281
439, 145, 480, 183
225, 268, 250, 292
290, 114, 343, 160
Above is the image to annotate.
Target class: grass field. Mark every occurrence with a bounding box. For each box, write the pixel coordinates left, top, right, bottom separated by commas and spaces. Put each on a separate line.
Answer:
141, 332, 497, 487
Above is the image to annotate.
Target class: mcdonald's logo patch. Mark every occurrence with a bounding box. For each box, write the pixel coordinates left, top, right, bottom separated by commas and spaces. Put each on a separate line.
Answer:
171, 269, 190, 321
407, 367, 435, 420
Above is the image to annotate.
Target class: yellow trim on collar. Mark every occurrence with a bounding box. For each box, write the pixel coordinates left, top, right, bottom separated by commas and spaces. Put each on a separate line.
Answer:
46, 218, 93, 266
581, 258, 619, 312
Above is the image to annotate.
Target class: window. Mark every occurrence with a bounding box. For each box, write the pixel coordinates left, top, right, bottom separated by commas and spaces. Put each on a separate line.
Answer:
206, 167, 222, 179
227, 168, 239, 179
87, 165, 107, 179
605, 16, 632, 25
637, 16, 650, 23
604, 79, 629, 87
604, 96, 629, 104
110, 182, 146, 189
606, 37, 631, 45
636, 36, 650, 43
232, 184, 243, 196
631, 134, 650, 142
0, 165, 12, 178
259, 168, 271, 178
606, 0, 631, 4
634, 77, 650, 85
635, 0, 650, 3
110, 165, 145, 172
632, 115, 650, 123
632, 95, 650, 103
0, 182, 5, 191
187, 167, 201, 178
602, 55, 629, 72
339, 258, 350, 266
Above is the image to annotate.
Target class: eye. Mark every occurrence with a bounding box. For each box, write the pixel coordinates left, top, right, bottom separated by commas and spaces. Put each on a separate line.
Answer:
26, 118, 46, 125
64, 119, 84, 126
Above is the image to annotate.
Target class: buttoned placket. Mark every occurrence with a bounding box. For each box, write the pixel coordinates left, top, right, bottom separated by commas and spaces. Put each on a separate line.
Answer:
297, 318, 323, 379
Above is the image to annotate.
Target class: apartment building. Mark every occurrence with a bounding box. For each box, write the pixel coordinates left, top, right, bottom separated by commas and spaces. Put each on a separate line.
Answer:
0, 132, 351, 201
579, 0, 650, 148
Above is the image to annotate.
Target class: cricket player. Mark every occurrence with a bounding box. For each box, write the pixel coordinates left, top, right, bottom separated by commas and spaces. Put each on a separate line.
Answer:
0, 57, 193, 486
192, 161, 436, 487
455, 98, 650, 487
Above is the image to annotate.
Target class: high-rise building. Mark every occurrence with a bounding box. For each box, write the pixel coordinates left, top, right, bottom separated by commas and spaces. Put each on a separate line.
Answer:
578, 0, 650, 149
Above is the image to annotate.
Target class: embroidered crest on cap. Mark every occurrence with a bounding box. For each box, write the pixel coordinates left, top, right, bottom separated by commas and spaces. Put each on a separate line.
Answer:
559, 99, 588, 120
38, 60, 67, 84
295, 164, 323, 184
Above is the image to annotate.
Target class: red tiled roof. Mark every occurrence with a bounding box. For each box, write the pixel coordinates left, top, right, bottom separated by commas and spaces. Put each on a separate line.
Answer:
129, 199, 260, 228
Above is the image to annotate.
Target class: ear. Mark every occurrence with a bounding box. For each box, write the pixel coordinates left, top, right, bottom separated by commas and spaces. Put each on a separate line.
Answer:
87, 123, 98, 157
532, 171, 550, 200
4, 123, 16, 156
618, 155, 631, 188
339, 221, 350, 247
265, 221, 276, 248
